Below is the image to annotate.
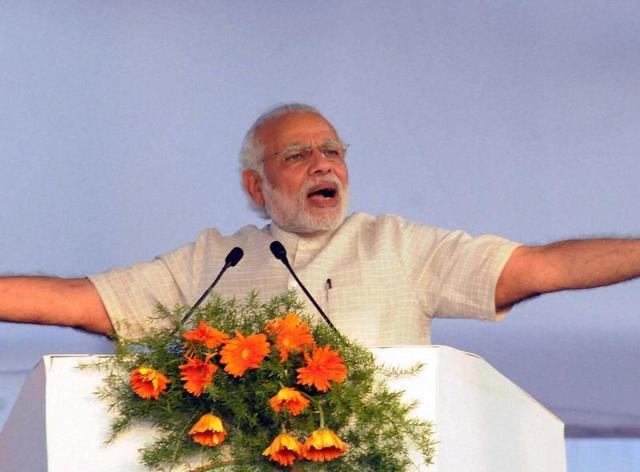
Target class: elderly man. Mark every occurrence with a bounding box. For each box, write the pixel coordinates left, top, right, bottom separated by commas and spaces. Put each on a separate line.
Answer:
1, 103, 640, 345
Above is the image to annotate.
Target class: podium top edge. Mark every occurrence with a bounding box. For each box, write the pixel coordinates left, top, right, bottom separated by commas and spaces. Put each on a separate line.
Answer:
38, 346, 479, 358
38, 346, 478, 359
40, 354, 114, 369
372, 345, 481, 358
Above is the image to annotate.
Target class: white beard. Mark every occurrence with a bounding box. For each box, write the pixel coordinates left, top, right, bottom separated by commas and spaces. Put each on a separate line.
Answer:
262, 175, 348, 236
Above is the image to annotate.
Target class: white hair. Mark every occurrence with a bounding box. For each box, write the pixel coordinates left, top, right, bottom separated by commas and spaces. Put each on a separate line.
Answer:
238, 103, 322, 174
238, 103, 328, 217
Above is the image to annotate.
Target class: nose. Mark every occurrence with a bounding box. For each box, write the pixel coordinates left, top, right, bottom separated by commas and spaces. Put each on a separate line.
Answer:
307, 147, 332, 175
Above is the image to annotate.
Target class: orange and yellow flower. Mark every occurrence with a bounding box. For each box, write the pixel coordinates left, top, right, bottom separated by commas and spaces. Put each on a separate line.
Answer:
130, 366, 170, 400
183, 320, 230, 349
266, 312, 315, 362
268, 387, 310, 416
179, 354, 218, 397
188, 413, 227, 447
296, 345, 347, 392
219, 331, 270, 377
262, 433, 305, 467
303, 429, 348, 462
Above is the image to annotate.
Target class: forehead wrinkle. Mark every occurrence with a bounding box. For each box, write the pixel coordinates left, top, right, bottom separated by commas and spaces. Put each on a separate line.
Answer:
281, 142, 309, 152
255, 111, 342, 160
321, 138, 343, 147
282, 138, 342, 150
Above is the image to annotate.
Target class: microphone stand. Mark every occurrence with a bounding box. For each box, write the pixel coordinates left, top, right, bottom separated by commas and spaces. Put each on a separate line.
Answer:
270, 241, 338, 332
172, 247, 244, 334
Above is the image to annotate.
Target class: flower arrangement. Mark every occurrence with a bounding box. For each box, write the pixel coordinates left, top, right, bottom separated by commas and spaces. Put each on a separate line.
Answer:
96, 292, 435, 471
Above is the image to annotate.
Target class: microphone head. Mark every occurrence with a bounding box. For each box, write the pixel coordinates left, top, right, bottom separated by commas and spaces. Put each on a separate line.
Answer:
225, 247, 244, 267
269, 241, 288, 263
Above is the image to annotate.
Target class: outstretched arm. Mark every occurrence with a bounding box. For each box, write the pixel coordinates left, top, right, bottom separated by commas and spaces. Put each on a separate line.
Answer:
496, 239, 640, 310
0, 276, 113, 334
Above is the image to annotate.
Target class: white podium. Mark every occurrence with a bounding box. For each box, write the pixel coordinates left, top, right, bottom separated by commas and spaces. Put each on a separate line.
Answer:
0, 346, 566, 471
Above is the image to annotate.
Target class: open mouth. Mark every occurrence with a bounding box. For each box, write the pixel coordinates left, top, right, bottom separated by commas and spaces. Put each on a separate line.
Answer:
307, 183, 338, 200
306, 183, 340, 207
308, 188, 337, 198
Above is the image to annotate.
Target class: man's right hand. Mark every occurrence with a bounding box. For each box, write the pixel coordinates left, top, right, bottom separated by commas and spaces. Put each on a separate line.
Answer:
0, 276, 113, 334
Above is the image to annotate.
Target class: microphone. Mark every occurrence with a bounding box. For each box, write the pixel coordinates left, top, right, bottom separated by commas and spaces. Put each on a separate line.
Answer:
269, 241, 338, 332
177, 247, 244, 329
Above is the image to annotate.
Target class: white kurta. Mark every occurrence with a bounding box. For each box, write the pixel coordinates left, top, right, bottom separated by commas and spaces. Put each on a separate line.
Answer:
89, 212, 520, 346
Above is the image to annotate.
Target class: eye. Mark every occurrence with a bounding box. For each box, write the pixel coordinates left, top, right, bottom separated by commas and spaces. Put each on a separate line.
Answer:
284, 153, 304, 162
322, 148, 343, 159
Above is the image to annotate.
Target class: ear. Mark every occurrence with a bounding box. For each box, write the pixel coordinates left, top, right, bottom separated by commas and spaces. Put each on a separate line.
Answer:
242, 169, 265, 208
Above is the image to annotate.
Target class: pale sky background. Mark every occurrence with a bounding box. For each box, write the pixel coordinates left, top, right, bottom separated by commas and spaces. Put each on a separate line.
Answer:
1, 2, 640, 470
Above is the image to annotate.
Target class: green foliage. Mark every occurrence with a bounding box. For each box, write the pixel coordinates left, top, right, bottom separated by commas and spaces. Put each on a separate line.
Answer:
94, 292, 435, 471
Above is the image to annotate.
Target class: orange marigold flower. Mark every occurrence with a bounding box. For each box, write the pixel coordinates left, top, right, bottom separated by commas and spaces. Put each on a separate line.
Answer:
179, 354, 218, 397
268, 387, 310, 416
303, 429, 348, 462
188, 413, 227, 447
219, 331, 270, 377
266, 312, 315, 362
296, 345, 347, 392
182, 320, 230, 349
130, 366, 170, 400
262, 433, 305, 467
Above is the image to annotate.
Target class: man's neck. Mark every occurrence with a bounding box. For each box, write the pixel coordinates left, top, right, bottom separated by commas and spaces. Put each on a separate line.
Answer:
269, 219, 345, 244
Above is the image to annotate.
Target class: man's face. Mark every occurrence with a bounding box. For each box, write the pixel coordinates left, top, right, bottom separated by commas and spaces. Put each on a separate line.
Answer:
245, 112, 350, 237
